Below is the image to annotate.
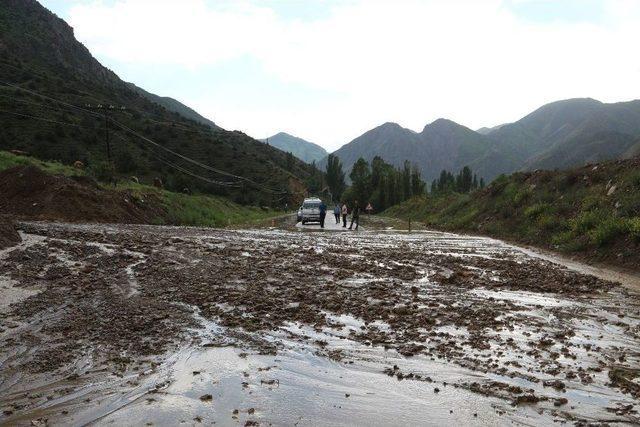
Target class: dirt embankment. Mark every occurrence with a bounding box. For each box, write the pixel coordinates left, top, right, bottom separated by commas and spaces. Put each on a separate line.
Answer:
0, 166, 166, 224
0, 216, 21, 249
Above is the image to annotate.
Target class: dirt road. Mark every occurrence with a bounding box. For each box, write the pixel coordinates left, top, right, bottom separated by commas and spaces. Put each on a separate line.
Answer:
1, 221, 639, 426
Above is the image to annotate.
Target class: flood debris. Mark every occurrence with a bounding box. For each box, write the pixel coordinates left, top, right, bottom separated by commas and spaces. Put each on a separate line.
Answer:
0, 222, 638, 425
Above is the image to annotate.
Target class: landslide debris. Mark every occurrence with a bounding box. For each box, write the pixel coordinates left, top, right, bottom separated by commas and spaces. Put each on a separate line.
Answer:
0, 166, 165, 224
0, 216, 21, 249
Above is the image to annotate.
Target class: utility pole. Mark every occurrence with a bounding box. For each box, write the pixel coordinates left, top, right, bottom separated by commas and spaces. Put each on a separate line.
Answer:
104, 109, 111, 165
85, 104, 126, 183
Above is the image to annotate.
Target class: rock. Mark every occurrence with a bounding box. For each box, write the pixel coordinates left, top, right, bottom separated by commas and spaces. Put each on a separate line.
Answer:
554, 397, 568, 406
607, 185, 617, 196
199, 394, 213, 402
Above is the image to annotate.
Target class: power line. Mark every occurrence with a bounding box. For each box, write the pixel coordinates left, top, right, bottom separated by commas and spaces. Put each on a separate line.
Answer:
110, 131, 243, 188
0, 80, 104, 119
0, 62, 220, 137
0, 79, 291, 195
0, 109, 90, 129
110, 118, 288, 194
0, 92, 99, 121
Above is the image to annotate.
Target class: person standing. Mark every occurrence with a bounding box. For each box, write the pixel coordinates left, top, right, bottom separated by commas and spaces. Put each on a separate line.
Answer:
319, 200, 327, 229
333, 204, 341, 224
349, 201, 360, 230
341, 203, 348, 228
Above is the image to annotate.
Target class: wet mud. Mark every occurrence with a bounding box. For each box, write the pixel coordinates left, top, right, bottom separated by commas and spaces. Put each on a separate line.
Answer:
0, 222, 638, 425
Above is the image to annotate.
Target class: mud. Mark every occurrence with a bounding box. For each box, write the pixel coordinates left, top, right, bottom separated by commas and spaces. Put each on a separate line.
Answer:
0, 216, 21, 250
0, 166, 166, 224
0, 222, 639, 425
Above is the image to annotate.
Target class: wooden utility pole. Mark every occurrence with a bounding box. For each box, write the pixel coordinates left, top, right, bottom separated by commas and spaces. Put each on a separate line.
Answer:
85, 104, 126, 170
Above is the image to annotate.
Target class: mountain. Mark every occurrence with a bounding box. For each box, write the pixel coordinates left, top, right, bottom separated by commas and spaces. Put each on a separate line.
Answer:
261, 132, 327, 164
0, 0, 316, 206
324, 120, 493, 183
476, 124, 506, 135
518, 99, 640, 170
327, 98, 640, 184
128, 83, 220, 130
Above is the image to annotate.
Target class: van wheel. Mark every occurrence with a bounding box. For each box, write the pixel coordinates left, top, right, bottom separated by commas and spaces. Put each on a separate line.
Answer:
301, 220, 306, 225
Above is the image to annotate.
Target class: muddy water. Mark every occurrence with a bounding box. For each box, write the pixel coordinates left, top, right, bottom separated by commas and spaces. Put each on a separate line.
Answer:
0, 222, 639, 426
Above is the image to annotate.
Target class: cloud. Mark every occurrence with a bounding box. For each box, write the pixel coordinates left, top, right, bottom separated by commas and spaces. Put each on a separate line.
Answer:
67, 0, 640, 150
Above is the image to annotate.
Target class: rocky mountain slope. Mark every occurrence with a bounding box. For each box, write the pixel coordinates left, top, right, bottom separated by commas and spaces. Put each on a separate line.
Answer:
0, 0, 315, 207
127, 83, 220, 130
328, 98, 640, 183
261, 132, 327, 164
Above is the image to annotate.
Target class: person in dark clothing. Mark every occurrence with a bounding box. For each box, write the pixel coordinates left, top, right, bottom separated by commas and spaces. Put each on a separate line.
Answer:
341, 203, 348, 228
349, 201, 360, 230
319, 200, 327, 228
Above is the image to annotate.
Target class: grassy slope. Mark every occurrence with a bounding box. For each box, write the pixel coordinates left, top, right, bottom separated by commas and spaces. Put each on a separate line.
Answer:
385, 158, 640, 269
0, 151, 279, 227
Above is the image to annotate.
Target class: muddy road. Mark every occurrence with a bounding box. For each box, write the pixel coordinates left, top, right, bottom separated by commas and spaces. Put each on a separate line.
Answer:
1, 221, 639, 426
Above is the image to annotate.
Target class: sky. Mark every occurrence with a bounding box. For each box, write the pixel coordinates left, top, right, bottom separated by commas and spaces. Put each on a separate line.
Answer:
41, 0, 640, 152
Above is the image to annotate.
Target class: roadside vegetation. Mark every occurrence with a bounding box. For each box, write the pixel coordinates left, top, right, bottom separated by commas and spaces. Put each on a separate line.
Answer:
0, 151, 279, 227
385, 158, 640, 269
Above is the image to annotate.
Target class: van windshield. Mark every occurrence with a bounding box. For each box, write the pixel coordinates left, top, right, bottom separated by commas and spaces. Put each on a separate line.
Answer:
303, 202, 320, 209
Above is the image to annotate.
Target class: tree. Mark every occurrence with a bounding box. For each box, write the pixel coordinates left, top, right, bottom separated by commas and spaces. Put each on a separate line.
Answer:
460, 166, 473, 193
411, 167, 425, 196
325, 154, 346, 201
402, 161, 412, 201
349, 157, 371, 204
432, 166, 483, 195
306, 161, 324, 195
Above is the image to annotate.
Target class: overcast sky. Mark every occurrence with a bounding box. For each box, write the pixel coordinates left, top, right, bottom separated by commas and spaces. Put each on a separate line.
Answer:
41, 0, 640, 151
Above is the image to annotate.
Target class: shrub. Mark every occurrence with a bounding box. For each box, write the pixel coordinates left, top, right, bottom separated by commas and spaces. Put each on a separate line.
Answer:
571, 210, 605, 234
537, 214, 562, 230
589, 217, 628, 247
551, 231, 573, 246
581, 195, 605, 212
629, 217, 640, 243
513, 187, 532, 206
525, 203, 550, 219
450, 209, 479, 229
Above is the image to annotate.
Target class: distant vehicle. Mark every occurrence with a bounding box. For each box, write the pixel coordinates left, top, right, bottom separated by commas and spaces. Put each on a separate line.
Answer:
301, 197, 322, 224
297, 206, 303, 222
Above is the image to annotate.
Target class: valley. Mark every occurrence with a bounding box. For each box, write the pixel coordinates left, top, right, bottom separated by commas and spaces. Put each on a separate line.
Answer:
1, 1, 640, 426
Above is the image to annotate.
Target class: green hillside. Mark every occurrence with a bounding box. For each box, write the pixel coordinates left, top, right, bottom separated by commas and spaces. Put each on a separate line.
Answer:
0, 150, 279, 227
0, 0, 316, 207
385, 157, 640, 269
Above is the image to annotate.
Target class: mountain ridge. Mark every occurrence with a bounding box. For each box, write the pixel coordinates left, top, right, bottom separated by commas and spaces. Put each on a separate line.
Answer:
325, 97, 640, 184
260, 132, 327, 164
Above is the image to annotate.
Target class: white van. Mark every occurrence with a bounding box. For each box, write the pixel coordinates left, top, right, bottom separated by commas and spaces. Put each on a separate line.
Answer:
301, 197, 322, 224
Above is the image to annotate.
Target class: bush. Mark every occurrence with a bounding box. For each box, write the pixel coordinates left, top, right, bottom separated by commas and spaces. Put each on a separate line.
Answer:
589, 217, 628, 247
525, 203, 550, 219
450, 209, 479, 229
571, 210, 605, 234
629, 217, 640, 243
537, 214, 562, 230
513, 188, 532, 206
